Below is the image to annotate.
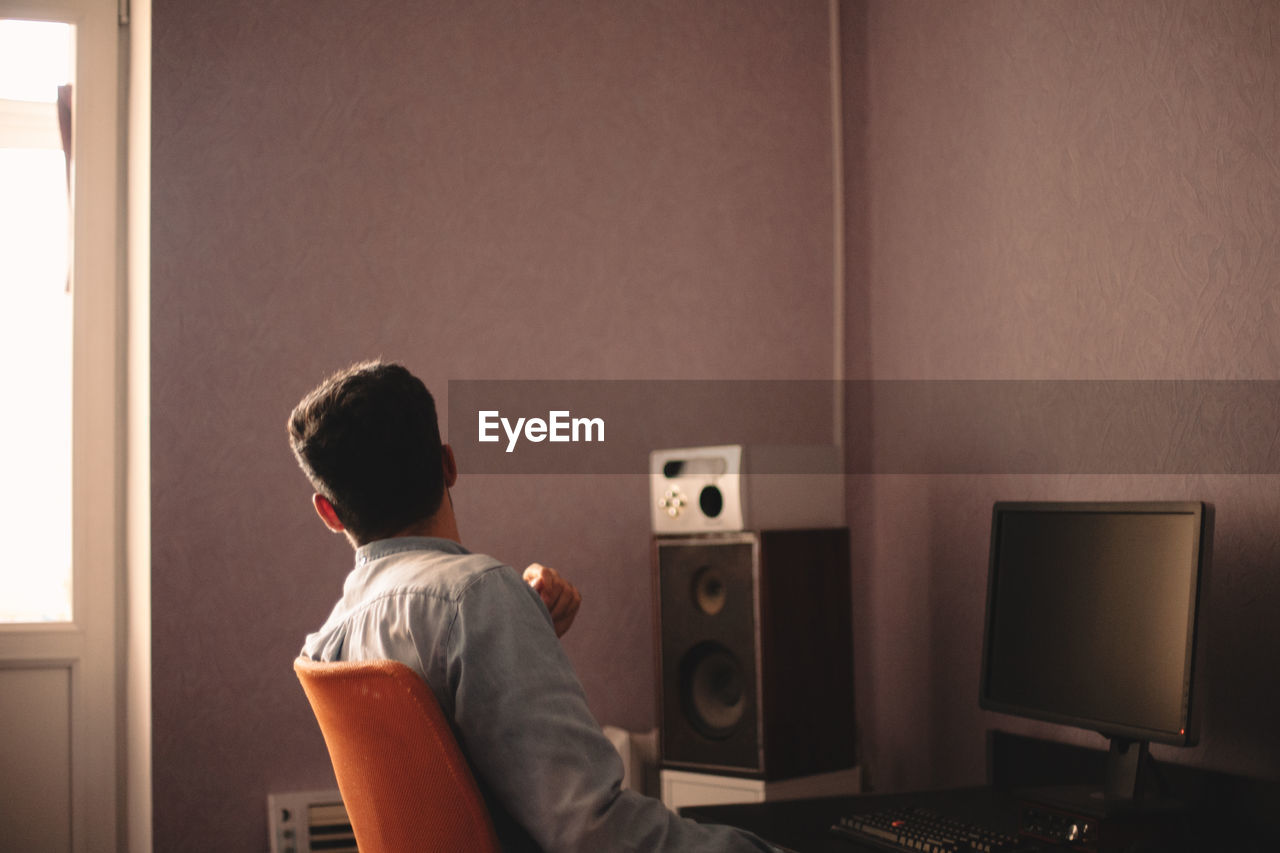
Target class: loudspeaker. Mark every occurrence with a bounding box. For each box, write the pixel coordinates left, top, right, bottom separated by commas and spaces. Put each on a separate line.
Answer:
649, 445, 844, 535
653, 528, 855, 780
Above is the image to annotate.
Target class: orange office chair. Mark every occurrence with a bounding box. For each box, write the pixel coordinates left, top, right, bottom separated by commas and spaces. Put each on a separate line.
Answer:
294, 656, 500, 853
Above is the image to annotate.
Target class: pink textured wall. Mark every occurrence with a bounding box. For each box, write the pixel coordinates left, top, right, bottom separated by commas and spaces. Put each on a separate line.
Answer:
150, 0, 834, 849
849, 0, 1280, 791
151, 0, 1280, 847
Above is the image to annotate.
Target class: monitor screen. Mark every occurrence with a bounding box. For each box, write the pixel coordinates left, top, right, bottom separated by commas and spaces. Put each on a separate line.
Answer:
979, 502, 1211, 747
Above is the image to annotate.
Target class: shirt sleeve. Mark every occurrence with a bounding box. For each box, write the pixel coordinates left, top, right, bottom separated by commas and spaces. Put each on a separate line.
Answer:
444, 565, 777, 853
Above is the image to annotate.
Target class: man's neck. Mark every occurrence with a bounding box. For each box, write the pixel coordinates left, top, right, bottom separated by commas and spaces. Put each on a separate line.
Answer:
386, 489, 461, 544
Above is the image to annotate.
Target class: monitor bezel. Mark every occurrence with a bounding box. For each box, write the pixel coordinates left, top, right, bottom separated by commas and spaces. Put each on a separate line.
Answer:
978, 500, 1212, 748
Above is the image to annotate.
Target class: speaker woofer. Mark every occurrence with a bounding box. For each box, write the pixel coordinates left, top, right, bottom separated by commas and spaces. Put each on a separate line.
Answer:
679, 642, 745, 740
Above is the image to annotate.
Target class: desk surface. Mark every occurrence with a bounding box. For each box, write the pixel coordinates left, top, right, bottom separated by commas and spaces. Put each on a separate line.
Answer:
681, 783, 1276, 853
681, 786, 1029, 853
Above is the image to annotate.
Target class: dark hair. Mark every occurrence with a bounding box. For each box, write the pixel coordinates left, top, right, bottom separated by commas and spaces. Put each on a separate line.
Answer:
288, 361, 444, 544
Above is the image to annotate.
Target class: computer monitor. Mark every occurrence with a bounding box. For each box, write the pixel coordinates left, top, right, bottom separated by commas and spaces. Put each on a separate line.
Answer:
979, 501, 1213, 803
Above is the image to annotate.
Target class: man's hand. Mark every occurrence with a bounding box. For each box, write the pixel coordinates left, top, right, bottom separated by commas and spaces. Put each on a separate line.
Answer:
522, 563, 582, 638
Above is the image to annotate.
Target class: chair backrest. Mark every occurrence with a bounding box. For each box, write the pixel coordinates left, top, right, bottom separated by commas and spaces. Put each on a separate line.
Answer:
294, 656, 500, 853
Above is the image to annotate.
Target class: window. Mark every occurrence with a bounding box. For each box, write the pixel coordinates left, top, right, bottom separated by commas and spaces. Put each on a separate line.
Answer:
0, 18, 74, 622
1, 2, 127, 848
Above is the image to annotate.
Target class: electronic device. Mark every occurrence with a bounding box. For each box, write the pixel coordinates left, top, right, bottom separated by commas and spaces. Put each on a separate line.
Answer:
1015, 798, 1176, 853
649, 444, 843, 535
831, 806, 1031, 852
653, 529, 855, 780
978, 501, 1213, 847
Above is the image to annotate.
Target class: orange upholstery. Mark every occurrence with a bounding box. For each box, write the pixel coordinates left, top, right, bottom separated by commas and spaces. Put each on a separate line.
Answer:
294, 656, 500, 853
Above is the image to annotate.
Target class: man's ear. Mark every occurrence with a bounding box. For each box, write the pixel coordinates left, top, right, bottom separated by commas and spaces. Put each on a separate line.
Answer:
442, 443, 458, 489
312, 493, 346, 533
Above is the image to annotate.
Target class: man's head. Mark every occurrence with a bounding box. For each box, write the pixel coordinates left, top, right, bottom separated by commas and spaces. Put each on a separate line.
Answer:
288, 361, 447, 545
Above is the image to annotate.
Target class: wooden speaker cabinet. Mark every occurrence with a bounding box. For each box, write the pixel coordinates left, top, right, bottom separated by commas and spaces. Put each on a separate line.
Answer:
653, 528, 855, 780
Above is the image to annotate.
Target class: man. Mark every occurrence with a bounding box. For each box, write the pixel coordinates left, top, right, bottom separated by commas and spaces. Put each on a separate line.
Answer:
289, 361, 776, 852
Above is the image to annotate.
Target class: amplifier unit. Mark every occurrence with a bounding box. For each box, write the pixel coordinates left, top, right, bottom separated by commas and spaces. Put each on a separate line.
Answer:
1019, 791, 1182, 852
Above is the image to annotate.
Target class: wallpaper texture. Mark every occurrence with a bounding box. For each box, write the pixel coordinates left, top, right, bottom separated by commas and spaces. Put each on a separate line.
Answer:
150, 1, 833, 849
150, 0, 1280, 849
848, 0, 1280, 791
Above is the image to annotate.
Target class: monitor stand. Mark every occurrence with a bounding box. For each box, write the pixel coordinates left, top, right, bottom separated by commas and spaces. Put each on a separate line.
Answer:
1103, 737, 1151, 803
1026, 737, 1180, 815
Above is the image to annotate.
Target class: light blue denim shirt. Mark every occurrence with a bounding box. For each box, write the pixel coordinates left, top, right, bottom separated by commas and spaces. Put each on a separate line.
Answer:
302, 537, 776, 853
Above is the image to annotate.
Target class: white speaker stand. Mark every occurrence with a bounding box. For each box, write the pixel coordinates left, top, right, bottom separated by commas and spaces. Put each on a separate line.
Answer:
660, 765, 862, 812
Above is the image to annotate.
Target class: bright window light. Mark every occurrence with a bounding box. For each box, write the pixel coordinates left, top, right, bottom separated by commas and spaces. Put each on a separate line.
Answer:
0, 18, 74, 623
0, 19, 73, 102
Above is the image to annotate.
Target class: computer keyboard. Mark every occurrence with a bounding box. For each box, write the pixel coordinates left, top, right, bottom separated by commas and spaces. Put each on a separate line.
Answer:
831, 805, 1037, 852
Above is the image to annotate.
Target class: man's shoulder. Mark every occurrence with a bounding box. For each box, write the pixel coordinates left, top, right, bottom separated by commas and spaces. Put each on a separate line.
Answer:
363, 542, 511, 602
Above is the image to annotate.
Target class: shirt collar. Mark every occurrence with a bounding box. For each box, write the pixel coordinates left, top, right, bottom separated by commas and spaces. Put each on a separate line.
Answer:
354, 536, 469, 567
